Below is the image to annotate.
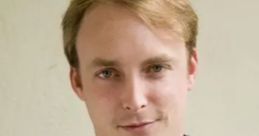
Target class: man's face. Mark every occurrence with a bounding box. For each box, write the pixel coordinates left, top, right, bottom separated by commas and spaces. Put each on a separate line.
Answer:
70, 4, 197, 136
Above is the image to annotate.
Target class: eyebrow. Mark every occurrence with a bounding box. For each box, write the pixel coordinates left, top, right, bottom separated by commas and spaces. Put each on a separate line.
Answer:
89, 55, 175, 69
90, 58, 121, 68
141, 55, 175, 67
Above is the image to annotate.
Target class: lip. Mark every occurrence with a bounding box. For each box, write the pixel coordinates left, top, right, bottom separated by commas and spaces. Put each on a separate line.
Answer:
118, 120, 158, 133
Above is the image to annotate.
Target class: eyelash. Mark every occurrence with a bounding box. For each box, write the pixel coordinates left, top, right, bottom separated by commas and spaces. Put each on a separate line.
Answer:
146, 64, 166, 73
96, 64, 171, 80
96, 68, 118, 79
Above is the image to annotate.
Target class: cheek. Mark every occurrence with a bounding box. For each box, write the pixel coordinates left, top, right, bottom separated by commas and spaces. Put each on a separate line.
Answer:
84, 83, 119, 109
82, 84, 120, 128
148, 71, 189, 111
82, 79, 120, 116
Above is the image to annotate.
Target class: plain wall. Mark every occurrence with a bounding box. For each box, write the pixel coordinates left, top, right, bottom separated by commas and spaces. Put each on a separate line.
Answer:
0, 0, 258, 136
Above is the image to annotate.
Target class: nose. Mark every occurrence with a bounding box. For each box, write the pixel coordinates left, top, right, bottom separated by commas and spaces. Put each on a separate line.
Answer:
120, 75, 148, 112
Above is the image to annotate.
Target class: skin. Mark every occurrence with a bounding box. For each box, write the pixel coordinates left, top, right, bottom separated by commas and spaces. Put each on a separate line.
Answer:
70, 4, 198, 136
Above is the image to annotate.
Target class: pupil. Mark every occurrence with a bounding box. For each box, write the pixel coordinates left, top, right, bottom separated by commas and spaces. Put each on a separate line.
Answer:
154, 65, 161, 72
104, 71, 111, 77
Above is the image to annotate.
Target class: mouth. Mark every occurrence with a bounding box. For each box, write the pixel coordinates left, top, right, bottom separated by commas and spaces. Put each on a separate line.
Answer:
118, 119, 159, 134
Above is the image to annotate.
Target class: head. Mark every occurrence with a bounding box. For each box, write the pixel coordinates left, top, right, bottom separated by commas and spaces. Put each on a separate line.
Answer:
62, 0, 198, 136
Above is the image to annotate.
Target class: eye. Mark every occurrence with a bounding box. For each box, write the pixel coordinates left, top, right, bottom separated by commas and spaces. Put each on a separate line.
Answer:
96, 68, 117, 79
148, 64, 164, 73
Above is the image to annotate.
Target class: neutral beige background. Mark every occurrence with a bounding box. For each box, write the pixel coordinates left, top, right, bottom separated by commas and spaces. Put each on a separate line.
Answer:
0, 0, 258, 136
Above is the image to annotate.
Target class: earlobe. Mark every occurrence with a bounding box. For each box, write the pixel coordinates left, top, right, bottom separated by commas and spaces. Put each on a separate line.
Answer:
187, 48, 198, 91
70, 67, 85, 101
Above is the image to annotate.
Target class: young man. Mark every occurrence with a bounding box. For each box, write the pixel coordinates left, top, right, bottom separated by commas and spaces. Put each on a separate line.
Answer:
62, 0, 198, 136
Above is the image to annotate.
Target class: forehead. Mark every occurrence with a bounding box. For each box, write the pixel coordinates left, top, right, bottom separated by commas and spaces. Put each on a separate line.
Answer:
77, 3, 183, 43
76, 4, 186, 67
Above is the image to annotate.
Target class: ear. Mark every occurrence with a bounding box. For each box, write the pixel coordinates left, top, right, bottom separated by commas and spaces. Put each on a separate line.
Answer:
187, 48, 198, 91
70, 67, 85, 101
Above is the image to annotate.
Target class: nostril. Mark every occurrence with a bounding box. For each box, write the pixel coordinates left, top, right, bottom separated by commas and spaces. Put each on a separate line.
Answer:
123, 104, 146, 111
140, 105, 146, 108
125, 106, 131, 110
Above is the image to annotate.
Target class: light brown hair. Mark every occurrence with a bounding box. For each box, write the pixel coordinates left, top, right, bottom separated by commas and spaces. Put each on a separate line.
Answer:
62, 0, 198, 68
